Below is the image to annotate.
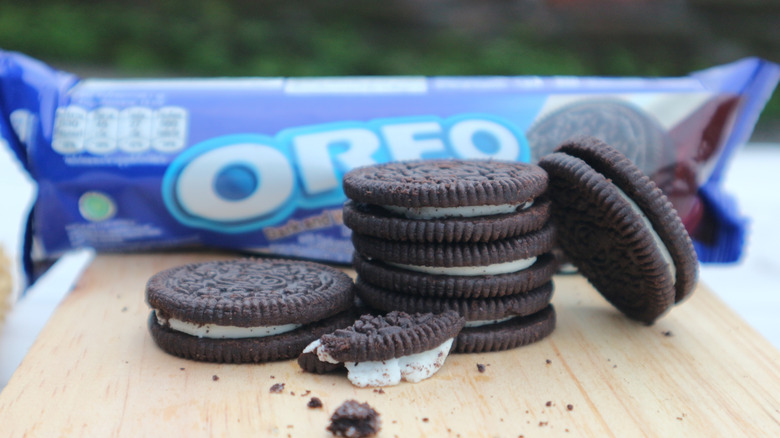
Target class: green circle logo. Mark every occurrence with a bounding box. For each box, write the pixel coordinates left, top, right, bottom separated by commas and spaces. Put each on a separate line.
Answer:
78, 191, 116, 222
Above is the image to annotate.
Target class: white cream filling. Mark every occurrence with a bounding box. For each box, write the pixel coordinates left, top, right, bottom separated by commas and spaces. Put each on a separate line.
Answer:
306, 338, 454, 387
383, 201, 533, 219
155, 310, 301, 339
464, 316, 514, 328
613, 186, 677, 281
387, 256, 536, 276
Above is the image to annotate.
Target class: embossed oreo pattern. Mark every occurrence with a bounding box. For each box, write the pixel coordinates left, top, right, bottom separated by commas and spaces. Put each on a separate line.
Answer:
343, 159, 548, 208
317, 310, 465, 363
146, 259, 354, 326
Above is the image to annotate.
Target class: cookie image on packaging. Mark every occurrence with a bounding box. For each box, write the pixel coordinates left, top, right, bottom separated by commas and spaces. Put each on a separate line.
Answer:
527, 98, 671, 177
538, 136, 698, 324
146, 258, 356, 363
299, 310, 465, 387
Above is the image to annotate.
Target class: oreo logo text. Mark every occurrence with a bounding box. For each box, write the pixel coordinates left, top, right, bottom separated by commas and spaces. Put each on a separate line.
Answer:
162, 114, 529, 232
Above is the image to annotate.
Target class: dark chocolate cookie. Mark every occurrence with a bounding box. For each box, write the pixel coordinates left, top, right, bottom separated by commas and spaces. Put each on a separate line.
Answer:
148, 309, 357, 363
353, 252, 557, 299
300, 310, 465, 386
145, 258, 356, 362
147, 259, 354, 327
343, 198, 551, 243
453, 305, 556, 354
351, 223, 555, 269
343, 159, 548, 209
539, 137, 698, 324
310, 310, 464, 364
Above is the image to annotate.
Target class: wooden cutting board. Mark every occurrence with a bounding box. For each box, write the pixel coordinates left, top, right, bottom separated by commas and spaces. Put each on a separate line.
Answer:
1, 252, 779, 437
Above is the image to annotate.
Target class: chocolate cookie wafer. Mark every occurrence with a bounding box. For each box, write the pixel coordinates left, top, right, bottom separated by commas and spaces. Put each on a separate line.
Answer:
146, 258, 356, 363
300, 310, 465, 387
343, 159, 548, 213
538, 137, 698, 324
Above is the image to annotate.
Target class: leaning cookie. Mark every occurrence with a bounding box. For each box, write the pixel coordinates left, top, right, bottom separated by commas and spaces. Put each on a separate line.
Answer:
146, 258, 356, 363
538, 137, 698, 324
299, 310, 465, 387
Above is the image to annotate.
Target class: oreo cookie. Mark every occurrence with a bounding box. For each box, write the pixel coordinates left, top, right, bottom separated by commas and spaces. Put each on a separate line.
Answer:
352, 252, 557, 299
343, 159, 549, 212
454, 304, 556, 354
343, 198, 551, 243
300, 310, 465, 387
538, 137, 698, 324
146, 258, 356, 363
343, 159, 558, 353
527, 98, 671, 177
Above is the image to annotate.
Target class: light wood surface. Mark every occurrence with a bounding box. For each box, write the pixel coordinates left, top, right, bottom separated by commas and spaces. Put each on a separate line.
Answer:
1, 252, 779, 437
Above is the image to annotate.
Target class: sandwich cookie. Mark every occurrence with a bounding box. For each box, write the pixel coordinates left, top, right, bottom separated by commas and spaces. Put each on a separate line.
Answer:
538, 137, 698, 324
343, 159, 549, 216
146, 258, 356, 363
299, 310, 465, 387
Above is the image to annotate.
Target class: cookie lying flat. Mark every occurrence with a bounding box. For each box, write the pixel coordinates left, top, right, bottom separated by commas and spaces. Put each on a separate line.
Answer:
453, 305, 556, 354
538, 137, 698, 324
343, 159, 548, 215
353, 252, 558, 299
146, 258, 355, 363
343, 197, 551, 243
351, 222, 556, 277
300, 310, 465, 387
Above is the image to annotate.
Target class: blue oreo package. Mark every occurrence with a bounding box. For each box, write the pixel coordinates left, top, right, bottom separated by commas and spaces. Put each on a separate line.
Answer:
1, 50, 778, 289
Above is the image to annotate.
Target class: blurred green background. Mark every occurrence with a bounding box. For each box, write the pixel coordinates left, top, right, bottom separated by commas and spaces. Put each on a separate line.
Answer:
1, 0, 778, 140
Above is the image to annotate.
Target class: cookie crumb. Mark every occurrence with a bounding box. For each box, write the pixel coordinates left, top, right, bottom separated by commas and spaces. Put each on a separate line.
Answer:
308, 397, 323, 408
212, 375, 219, 381
373, 388, 385, 394
290, 391, 295, 396
545, 359, 552, 364
567, 404, 574, 411
477, 363, 486, 373
180, 367, 185, 371
327, 400, 381, 438
545, 401, 552, 407
663, 330, 673, 337
121, 306, 128, 312
270, 383, 285, 393
302, 390, 311, 397
539, 421, 548, 427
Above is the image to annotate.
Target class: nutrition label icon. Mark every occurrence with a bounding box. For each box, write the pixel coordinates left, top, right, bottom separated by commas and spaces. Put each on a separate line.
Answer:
52, 105, 188, 155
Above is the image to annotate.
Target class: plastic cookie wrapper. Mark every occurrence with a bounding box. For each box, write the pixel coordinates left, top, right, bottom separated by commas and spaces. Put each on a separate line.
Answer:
1, 49, 778, 293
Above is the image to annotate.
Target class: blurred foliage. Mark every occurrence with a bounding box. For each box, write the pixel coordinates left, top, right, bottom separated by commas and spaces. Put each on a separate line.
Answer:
0, 0, 777, 126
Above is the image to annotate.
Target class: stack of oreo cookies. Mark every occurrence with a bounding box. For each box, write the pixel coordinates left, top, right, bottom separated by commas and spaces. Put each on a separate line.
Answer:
343, 160, 558, 353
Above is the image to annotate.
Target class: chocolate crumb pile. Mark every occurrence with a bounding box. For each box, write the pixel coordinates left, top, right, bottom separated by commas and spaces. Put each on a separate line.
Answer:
327, 400, 381, 438
307, 397, 323, 409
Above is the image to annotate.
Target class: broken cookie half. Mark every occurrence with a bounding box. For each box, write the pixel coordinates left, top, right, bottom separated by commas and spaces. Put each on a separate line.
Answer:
299, 310, 465, 387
